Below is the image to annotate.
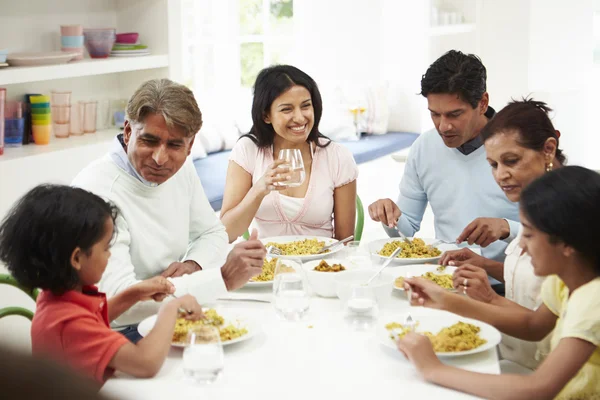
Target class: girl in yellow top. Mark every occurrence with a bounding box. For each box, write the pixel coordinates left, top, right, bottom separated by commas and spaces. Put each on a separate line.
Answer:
401, 165, 600, 400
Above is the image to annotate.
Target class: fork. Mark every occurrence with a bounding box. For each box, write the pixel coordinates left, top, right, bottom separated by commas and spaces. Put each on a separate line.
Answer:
388, 224, 411, 245
169, 293, 194, 315
317, 235, 354, 254
405, 314, 416, 333
266, 245, 282, 256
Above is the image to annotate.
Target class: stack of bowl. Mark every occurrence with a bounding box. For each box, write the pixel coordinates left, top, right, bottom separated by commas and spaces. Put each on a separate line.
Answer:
60, 25, 84, 61
29, 95, 51, 145
83, 28, 116, 58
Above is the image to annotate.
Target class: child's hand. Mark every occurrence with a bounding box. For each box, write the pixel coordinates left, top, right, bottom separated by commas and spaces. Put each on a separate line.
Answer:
132, 276, 175, 302
173, 294, 204, 321
404, 277, 448, 309
396, 332, 442, 378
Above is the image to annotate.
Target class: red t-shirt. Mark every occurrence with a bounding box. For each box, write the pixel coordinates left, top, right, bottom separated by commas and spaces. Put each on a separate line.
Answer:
31, 286, 130, 384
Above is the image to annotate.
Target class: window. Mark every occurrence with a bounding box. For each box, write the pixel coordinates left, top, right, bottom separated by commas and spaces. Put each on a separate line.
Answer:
238, 0, 294, 87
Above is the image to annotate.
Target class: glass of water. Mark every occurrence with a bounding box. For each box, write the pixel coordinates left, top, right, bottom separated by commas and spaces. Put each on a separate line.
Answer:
278, 148, 305, 187
345, 241, 371, 267
273, 259, 310, 321
182, 325, 224, 384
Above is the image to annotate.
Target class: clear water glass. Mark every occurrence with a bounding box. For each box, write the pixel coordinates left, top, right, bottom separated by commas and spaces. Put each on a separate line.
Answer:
277, 148, 306, 187
273, 259, 310, 321
344, 284, 378, 330
182, 325, 224, 384
345, 241, 371, 267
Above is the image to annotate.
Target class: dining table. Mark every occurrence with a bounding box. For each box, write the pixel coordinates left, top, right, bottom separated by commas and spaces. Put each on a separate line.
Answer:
101, 240, 499, 400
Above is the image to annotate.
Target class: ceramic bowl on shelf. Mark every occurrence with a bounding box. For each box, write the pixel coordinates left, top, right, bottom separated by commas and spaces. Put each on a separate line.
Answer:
115, 32, 139, 44
83, 28, 116, 40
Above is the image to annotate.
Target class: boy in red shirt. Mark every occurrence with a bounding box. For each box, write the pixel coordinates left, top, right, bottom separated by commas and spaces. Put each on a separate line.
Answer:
0, 185, 204, 385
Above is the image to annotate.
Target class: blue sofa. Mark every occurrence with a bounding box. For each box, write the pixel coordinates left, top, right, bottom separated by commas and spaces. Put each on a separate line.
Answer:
194, 131, 419, 211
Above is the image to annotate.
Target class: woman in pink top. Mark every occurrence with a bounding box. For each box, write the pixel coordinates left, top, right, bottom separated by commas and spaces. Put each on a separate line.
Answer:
221, 65, 358, 242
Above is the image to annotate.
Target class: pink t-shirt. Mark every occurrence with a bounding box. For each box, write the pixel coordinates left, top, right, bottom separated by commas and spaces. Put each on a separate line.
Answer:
229, 136, 358, 238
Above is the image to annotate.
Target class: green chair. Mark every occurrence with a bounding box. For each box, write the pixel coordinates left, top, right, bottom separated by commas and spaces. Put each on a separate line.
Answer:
242, 194, 365, 241
0, 274, 39, 321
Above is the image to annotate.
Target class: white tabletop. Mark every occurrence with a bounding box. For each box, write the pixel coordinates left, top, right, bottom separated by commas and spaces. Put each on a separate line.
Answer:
102, 278, 499, 399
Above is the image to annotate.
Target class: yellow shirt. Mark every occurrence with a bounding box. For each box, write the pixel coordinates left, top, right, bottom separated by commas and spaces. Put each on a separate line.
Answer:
541, 275, 600, 400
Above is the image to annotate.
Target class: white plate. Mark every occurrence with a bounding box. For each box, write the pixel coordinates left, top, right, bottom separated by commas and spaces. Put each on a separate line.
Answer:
110, 52, 150, 57
7, 51, 77, 66
392, 264, 457, 292
260, 235, 342, 261
137, 310, 257, 347
376, 309, 501, 357
368, 237, 459, 266
244, 280, 273, 288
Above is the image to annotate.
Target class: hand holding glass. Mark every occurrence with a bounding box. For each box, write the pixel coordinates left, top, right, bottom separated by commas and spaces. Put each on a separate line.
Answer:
277, 148, 305, 187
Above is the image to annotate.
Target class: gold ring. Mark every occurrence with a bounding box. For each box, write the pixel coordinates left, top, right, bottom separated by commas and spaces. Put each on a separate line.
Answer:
463, 278, 468, 287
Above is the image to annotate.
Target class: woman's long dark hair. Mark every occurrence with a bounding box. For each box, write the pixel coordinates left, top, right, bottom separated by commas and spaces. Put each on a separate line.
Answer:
241, 65, 330, 148
520, 166, 600, 274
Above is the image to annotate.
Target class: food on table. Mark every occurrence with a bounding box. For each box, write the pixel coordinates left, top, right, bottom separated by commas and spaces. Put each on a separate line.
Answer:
313, 260, 346, 272
265, 238, 328, 255
377, 238, 441, 258
394, 270, 453, 290
251, 258, 277, 282
385, 321, 487, 352
172, 308, 248, 343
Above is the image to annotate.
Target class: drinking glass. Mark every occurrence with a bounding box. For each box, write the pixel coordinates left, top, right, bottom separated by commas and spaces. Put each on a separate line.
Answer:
277, 148, 305, 187
344, 241, 371, 267
70, 101, 84, 136
272, 259, 310, 321
344, 284, 378, 330
182, 325, 224, 384
83, 101, 97, 133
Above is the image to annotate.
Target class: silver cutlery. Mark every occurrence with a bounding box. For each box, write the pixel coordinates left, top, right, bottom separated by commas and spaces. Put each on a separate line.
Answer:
317, 235, 354, 254
365, 247, 402, 286
388, 224, 411, 245
266, 245, 282, 256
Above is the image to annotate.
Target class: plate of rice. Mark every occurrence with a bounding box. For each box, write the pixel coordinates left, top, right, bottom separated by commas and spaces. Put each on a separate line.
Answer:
137, 308, 257, 347
259, 236, 342, 261
377, 309, 501, 357
393, 264, 458, 293
245, 258, 277, 287
368, 237, 459, 266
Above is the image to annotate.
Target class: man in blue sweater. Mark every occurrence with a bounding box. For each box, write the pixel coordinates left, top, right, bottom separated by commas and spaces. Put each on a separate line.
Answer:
368, 50, 519, 270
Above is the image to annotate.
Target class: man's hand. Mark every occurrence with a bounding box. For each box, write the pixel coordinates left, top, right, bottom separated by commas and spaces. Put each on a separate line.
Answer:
221, 229, 266, 291
160, 260, 201, 279
456, 217, 510, 247
368, 198, 401, 228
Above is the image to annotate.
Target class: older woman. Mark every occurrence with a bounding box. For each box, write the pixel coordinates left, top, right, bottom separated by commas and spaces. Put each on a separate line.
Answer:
73, 79, 265, 332
438, 98, 566, 370
220, 65, 358, 242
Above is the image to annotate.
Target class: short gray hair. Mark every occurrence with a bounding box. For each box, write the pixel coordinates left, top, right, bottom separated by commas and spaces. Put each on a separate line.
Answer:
126, 79, 202, 137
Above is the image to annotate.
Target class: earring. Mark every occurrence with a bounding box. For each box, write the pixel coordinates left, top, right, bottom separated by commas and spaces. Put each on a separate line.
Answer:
546, 162, 553, 172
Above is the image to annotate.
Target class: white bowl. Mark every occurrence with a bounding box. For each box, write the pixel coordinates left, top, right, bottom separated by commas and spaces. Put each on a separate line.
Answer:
334, 269, 395, 305
302, 258, 354, 297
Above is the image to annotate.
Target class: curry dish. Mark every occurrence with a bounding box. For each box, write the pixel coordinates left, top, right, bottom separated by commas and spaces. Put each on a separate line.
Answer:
378, 238, 441, 258
172, 309, 248, 344
265, 238, 328, 256
385, 321, 486, 353
314, 260, 346, 272
394, 270, 453, 290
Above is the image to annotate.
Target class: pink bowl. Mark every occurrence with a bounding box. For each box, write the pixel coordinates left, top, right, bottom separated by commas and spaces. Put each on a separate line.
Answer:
115, 32, 139, 44
83, 29, 116, 58
61, 24, 83, 36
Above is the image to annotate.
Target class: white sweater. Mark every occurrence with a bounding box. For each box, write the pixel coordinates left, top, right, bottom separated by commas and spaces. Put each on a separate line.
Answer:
73, 154, 229, 326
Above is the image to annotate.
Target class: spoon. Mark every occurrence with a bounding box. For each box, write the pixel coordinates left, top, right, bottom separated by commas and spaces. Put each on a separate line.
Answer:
364, 247, 402, 286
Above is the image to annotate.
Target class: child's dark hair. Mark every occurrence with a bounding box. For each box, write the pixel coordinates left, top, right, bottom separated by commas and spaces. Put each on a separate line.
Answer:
520, 166, 600, 275
0, 185, 118, 295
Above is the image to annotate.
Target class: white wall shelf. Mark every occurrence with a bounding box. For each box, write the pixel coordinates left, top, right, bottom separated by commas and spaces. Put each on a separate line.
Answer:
428, 23, 476, 37
0, 128, 118, 162
0, 55, 169, 86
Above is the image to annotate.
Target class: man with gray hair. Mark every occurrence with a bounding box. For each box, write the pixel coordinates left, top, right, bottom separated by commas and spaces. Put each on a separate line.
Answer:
73, 79, 265, 334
